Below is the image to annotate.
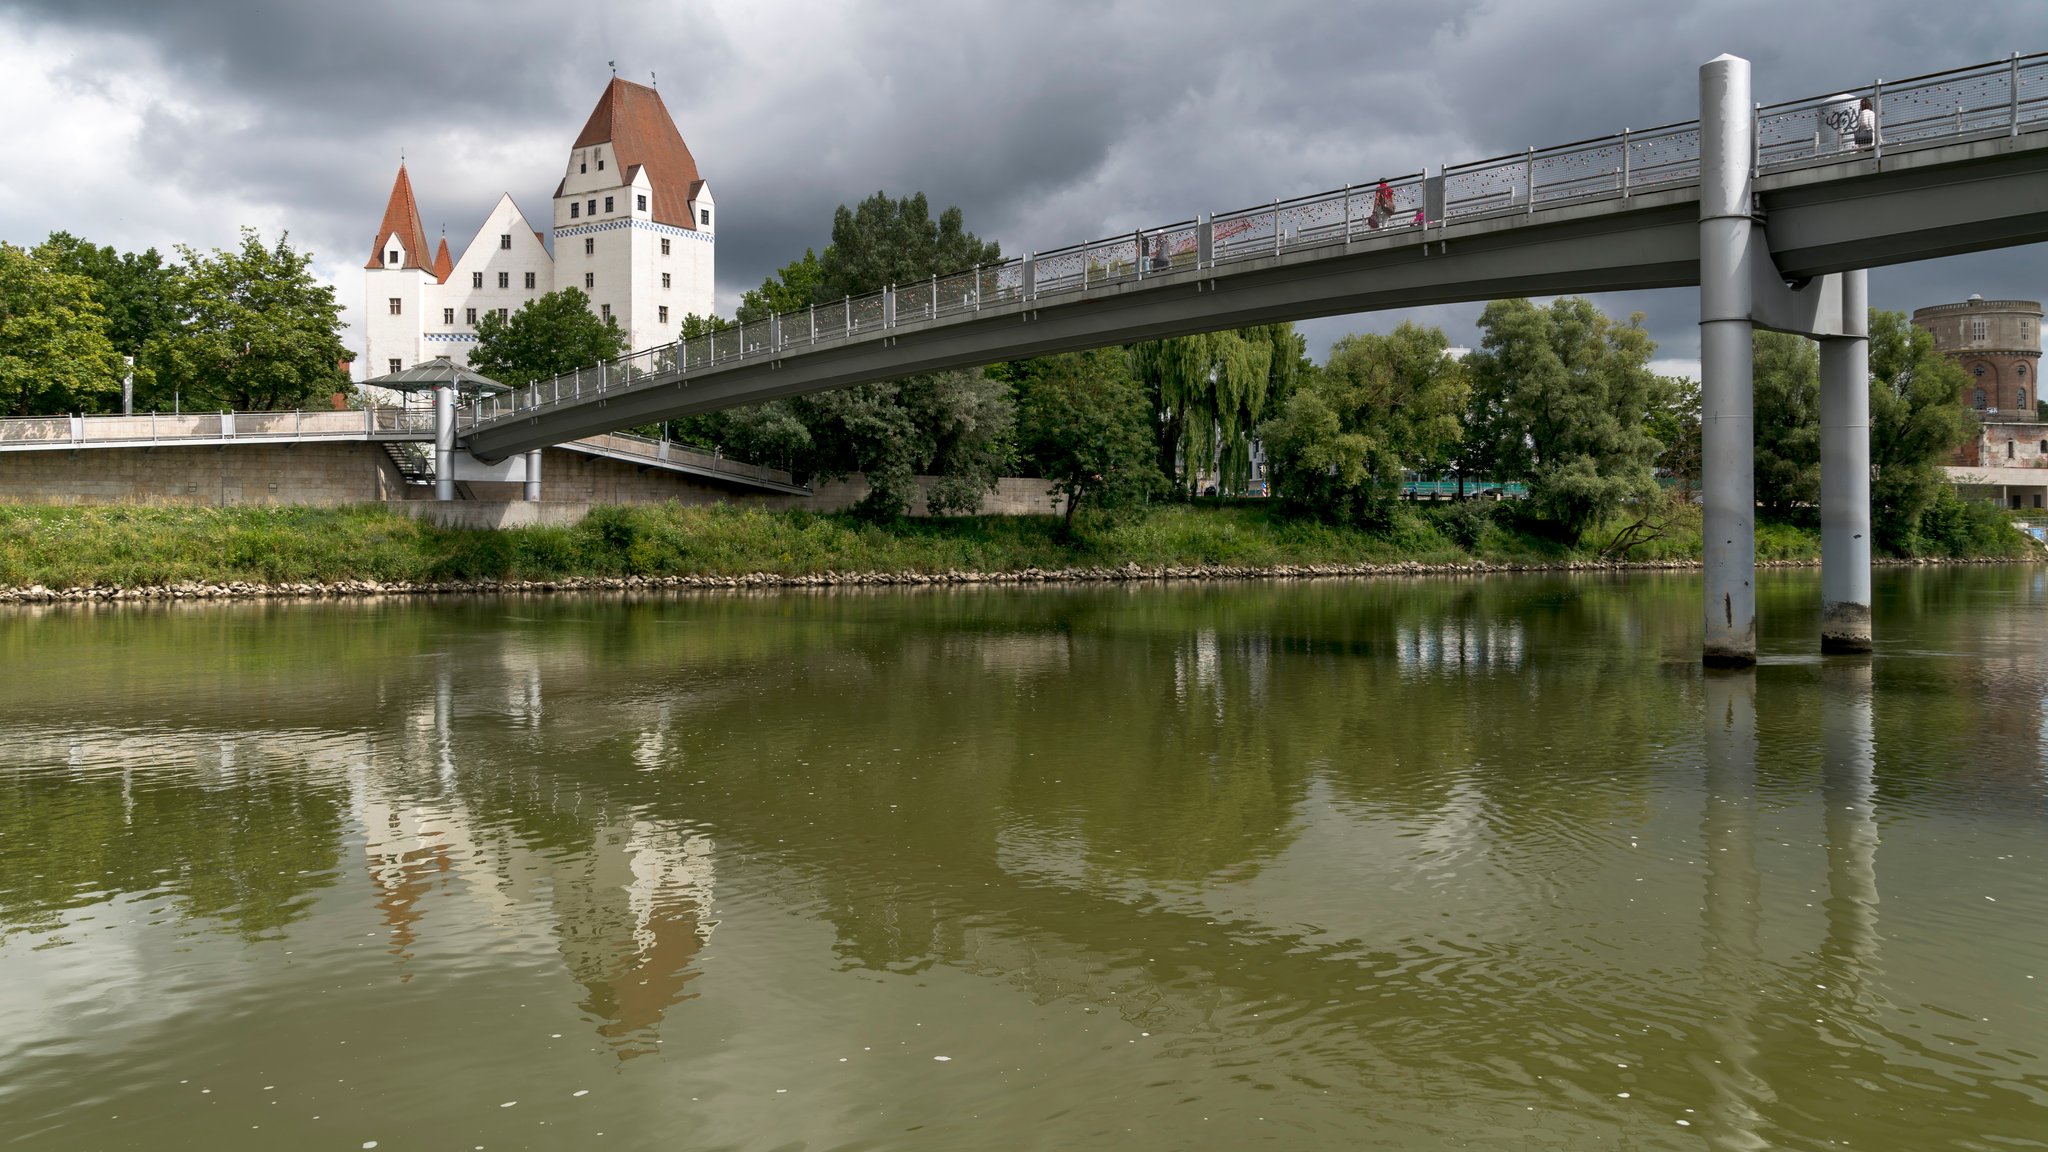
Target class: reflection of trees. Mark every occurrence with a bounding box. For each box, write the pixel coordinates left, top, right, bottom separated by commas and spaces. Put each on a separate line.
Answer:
0, 735, 346, 941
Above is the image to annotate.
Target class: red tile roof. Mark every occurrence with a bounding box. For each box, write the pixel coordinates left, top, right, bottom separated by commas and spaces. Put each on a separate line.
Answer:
431, 237, 453, 283
570, 78, 703, 231
366, 164, 434, 271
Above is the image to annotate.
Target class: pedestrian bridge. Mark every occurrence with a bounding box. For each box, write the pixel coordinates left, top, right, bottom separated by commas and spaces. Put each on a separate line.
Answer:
463, 50, 2048, 462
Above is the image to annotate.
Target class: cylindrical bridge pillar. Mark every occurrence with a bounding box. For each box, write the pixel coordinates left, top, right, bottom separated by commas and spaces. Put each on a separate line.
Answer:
1819, 268, 1872, 653
1700, 53, 1758, 666
524, 448, 543, 502
433, 384, 456, 502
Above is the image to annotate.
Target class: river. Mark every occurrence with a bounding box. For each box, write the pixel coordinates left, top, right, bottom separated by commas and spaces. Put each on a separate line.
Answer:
1, 567, 2043, 1150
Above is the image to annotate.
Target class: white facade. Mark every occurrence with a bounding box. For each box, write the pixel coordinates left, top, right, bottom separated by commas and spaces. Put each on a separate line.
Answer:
361, 79, 714, 381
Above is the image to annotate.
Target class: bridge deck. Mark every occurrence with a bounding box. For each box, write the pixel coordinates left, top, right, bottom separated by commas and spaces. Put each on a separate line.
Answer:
449, 51, 2048, 461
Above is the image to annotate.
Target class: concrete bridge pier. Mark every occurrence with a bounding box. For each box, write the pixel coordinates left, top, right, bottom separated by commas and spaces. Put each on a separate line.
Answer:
1819, 269, 1873, 653
1700, 53, 1758, 666
524, 448, 543, 502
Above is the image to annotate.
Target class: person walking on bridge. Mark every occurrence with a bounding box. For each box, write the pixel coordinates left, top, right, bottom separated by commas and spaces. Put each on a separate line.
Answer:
1369, 180, 1396, 229
1855, 96, 1876, 148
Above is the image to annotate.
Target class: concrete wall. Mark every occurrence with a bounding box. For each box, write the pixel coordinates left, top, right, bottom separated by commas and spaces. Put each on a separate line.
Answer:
0, 441, 1065, 518
0, 442, 405, 506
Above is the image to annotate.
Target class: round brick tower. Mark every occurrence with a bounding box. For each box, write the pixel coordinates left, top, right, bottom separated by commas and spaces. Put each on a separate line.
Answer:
1911, 295, 2042, 416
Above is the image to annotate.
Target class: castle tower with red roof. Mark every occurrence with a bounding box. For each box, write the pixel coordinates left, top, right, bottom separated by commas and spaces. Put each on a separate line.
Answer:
361, 77, 710, 380
552, 78, 715, 352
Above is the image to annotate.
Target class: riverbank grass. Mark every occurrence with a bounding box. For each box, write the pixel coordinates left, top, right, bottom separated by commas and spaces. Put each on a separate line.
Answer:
0, 497, 2022, 592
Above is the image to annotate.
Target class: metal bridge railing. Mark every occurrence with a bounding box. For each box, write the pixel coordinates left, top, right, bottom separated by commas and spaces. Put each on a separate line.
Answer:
473, 49, 2048, 433
0, 407, 436, 448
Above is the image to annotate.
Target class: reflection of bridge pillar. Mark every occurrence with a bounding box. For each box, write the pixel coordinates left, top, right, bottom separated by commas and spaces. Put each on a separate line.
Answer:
433, 384, 456, 502
1820, 661, 1880, 989
1819, 269, 1873, 653
1700, 670, 1767, 1148
1700, 54, 1758, 666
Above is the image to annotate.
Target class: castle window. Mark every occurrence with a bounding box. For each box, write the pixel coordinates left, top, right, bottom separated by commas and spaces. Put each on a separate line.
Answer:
659, 306, 669, 323
500, 234, 512, 250
598, 158, 605, 170
2008, 439, 2017, 459
661, 272, 671, 289
388, 358, 402, 374
571, 202, 580, 219
587, 200, 596, 216
2020, 362, 2030, 377
386, 250, 398, 266
604, 196, 615, 214
580, 161, 587, 174
388, 297, 402, 316
584, 238, 594, 255
466, 308, 477, 325
498, 272, 509, 288
525, 272, 536, 289
660, 238, 671, 256
443, 307, 454, 325
2021, 387, 2030, 409
700, 208, 711, 227
1974, 363, 1986, 376
497, 308, 508, 320
1972, 318, 1989, 342
472, 272, 484, 289
637, 194, 647, 211
1974, 388, 1987, 408
601, 303, 611, 322
585, 272, 595, 289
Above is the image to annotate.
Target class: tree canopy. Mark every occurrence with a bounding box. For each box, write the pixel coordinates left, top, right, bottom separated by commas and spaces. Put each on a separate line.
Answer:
736, 249, 824, 324
140, 229, 350, 411
1466, 297, 1668, 545
1132, 324, 1303, 494
470, 288, 629, 386
34, 231, 177, 359
1008, 349, 1162, 525
813, 192, 1002, 301
1261, 323, 1469, 527
1867, 308, 1973, 553
1752, 330, 1821, 516
0, 241, 126, 416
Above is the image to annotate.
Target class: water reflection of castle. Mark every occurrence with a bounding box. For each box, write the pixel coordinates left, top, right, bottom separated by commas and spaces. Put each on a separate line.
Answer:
354, 765, 715, 1059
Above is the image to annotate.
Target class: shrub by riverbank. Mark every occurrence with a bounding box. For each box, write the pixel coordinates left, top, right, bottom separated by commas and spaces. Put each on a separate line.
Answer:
0, 498, 2029, 594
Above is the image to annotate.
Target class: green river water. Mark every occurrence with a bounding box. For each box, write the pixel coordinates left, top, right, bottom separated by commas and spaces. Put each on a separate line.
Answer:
0, 567, 2043, 1150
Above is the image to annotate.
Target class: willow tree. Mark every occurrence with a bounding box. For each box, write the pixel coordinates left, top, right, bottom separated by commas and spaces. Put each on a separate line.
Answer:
1132, 324, 1301, 494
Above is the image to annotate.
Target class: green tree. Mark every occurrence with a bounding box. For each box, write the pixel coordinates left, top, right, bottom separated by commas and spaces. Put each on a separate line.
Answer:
1867, 308, 1973, 554
140, 229, 350, 411
1466, 298, 1667, 546
813, 191, 1002, 300
1132, 324, 1302, 495
34, 231, 177, 358
470, 288, 629, 386
1260, 323, 1470, 527
1647, 375, 1703, 497
736, 249, 824, 323
1009, 349, 1163, 526
1753, 330, 1821, 516
0, 242, 126, 416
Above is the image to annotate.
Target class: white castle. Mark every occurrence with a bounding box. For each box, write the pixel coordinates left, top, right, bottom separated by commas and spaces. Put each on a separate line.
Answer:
361, 77, 715, 380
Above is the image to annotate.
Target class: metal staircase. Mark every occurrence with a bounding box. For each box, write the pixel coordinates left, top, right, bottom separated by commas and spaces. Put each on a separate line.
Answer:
381, 441, 435, 485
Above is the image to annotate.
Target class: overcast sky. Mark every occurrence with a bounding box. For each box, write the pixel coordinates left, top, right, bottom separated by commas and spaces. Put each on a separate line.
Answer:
5, 0, 2047, 378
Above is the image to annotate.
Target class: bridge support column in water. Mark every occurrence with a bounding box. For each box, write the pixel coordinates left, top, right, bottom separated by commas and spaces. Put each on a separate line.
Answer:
1699, 54, 1758, 666
1819, 269, 1873, 653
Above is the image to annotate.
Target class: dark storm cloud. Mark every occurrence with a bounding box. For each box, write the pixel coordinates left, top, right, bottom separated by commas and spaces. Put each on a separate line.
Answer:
9, 0, 2048, 362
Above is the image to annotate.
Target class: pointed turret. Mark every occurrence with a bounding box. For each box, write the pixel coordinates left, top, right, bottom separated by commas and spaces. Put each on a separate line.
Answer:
567, 78, 702, 230
431, 236, 453, 284
366, 164, 433, 270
